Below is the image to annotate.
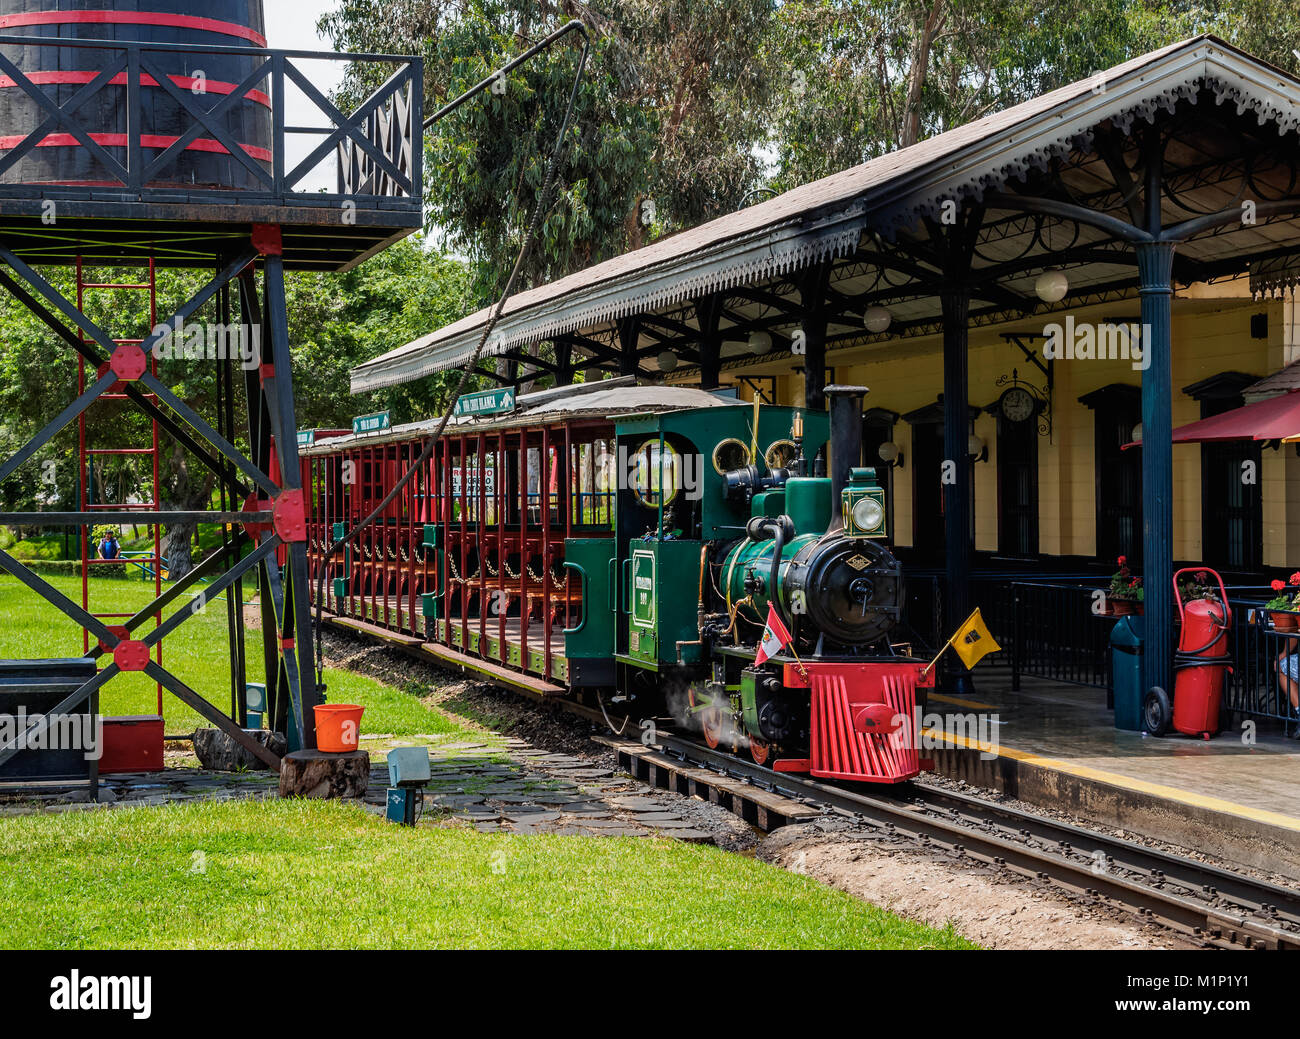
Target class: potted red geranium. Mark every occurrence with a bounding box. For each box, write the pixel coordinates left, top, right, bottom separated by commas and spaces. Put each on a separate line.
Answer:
1265, 572, 1300, 631
1108, 556, 1142, 616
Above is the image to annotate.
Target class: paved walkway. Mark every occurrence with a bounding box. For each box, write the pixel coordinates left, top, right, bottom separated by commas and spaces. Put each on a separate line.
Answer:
0, 736, 721, 842
930, 670, 1300, 832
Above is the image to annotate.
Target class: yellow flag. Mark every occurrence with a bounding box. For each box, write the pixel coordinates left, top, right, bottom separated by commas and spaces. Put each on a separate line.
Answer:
952, 608, 1001, 670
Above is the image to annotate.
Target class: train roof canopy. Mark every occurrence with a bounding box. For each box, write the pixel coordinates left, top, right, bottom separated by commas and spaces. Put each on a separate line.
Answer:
302, 381, 747, 453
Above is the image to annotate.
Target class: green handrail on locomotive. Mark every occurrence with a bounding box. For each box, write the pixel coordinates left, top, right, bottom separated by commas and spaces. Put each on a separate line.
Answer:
301, 381, 931, 784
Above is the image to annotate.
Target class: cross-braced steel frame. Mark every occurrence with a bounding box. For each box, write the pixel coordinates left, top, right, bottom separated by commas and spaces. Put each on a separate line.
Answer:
0, 227, 320, 776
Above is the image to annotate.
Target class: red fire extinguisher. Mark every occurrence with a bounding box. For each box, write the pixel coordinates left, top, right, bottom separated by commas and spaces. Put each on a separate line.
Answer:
1145, 568, 1232, 739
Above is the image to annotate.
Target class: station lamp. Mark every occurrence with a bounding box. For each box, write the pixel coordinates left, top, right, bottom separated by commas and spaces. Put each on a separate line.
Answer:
385, 746, 431, 827
863, 306, 893, 334
1035, 270, 1070, 303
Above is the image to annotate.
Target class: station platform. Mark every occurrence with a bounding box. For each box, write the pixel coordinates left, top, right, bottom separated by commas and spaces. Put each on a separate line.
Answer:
926, 669, 1300, 873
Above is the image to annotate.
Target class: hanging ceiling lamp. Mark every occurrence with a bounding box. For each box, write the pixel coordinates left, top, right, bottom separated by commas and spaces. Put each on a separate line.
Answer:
1035, 270, 1070, 304
863, 306, 893, 334
748, 331, 773, 355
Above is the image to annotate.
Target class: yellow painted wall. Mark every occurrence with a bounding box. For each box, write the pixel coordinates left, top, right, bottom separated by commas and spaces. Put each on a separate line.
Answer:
734, 296, 1283, 563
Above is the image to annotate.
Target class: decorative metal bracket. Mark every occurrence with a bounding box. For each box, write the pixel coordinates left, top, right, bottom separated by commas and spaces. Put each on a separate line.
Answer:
996, 333, 1053, 439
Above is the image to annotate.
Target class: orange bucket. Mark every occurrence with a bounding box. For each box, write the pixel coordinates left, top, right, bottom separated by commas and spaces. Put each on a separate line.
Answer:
314, 704, 365, 753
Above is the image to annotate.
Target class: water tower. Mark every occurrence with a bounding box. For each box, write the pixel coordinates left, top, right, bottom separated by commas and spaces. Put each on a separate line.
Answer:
0, 0, 424, 791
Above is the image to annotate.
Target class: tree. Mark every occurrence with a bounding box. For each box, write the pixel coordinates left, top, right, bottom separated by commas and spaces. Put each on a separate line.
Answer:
761, 0, 1139, 187
320, 0, 777, 294
287, 238, 474, 425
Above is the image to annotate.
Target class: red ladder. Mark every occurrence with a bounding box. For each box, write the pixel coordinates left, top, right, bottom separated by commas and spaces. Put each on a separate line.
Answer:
76, 257, 164, 712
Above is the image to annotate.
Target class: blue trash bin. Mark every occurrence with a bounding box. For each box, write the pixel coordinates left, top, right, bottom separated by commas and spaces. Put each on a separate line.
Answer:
1110, 615, 1144, 731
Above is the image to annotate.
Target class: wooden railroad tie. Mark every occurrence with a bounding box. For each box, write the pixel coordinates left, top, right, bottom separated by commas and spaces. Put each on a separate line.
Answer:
596, 735, 822, 832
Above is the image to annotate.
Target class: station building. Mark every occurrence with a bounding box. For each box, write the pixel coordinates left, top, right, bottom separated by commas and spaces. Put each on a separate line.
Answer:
713, 278, 1299, 577
354, 35, 1300, 863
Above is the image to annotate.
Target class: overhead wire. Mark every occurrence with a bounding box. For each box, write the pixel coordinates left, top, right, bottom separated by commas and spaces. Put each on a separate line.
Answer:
311, 19, 592, 689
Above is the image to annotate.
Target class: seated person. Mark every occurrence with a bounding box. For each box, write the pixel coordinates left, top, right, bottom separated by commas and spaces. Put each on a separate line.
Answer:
1275, 649, 1300, 732
99, 535, 120, 561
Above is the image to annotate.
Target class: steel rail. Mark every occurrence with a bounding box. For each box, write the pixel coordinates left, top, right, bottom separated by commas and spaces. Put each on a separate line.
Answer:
907, 782, 1300, 931
639, 728, 1300, 951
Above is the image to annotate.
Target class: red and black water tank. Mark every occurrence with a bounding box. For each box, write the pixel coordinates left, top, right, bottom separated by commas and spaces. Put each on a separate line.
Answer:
0, 0, 273, 190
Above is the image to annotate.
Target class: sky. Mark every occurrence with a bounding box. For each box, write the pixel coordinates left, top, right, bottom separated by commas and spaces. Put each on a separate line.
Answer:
264, 0, 347, 192
264, 0, 339, 60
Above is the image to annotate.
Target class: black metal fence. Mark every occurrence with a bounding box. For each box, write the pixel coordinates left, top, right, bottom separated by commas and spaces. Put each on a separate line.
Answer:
914, 573, 1300, 732
1004, 580, 1115, 690
1223, 600, 1300, 730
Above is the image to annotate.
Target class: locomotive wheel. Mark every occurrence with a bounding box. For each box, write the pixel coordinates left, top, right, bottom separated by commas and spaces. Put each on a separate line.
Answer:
701, 707, 724, 749
749, 735, 771, 766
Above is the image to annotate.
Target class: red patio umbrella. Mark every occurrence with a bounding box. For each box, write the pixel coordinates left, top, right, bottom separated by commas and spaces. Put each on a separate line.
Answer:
1135, 391, 1300, 445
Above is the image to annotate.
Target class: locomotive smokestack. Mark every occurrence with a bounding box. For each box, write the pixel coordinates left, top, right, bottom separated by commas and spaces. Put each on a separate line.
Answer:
824, 385, 868, 530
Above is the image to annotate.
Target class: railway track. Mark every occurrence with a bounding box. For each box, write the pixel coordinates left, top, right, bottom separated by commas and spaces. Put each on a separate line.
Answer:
615, 725, 1300, 951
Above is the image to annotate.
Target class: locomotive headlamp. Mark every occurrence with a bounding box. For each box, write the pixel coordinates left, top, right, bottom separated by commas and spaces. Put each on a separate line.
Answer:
842, 467, 888, 538
851, 496, 885, 531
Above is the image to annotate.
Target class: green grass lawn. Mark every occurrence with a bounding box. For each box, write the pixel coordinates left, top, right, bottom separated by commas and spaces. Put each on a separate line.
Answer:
0, 573, 468, 740
0, 799, 974, 949
0, 573, 976, 951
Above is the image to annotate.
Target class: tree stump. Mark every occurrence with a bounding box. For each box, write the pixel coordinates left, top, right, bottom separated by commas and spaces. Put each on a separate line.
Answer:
277, 749, 371, 800
193, 728, 287, 772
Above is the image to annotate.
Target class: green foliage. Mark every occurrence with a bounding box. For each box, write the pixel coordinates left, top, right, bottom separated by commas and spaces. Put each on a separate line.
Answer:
285, 237, 474, 423
7, 535, 65, 561
321, 0, 773, 292
322, 0, 1300, 270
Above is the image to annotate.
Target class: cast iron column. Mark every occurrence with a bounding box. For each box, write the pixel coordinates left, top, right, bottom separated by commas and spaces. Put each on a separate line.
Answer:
617, 316, 640, 377
941, 287, 974, 695
799, 262, 832, 412
554, 336, 575, 386
694, 294, 723, 390
1136, 240, 1176, 698
803, 313, 828, 411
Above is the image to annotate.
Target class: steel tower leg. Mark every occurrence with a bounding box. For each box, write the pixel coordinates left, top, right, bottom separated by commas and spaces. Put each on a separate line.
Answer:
0, 226, 320, 773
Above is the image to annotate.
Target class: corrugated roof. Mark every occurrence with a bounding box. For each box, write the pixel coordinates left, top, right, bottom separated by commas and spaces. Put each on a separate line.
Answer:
301, 384, 744, 453
352, 34, 1300, 394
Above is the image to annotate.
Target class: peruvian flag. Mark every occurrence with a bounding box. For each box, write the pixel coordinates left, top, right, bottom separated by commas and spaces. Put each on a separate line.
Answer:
755, 604, 794, 665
